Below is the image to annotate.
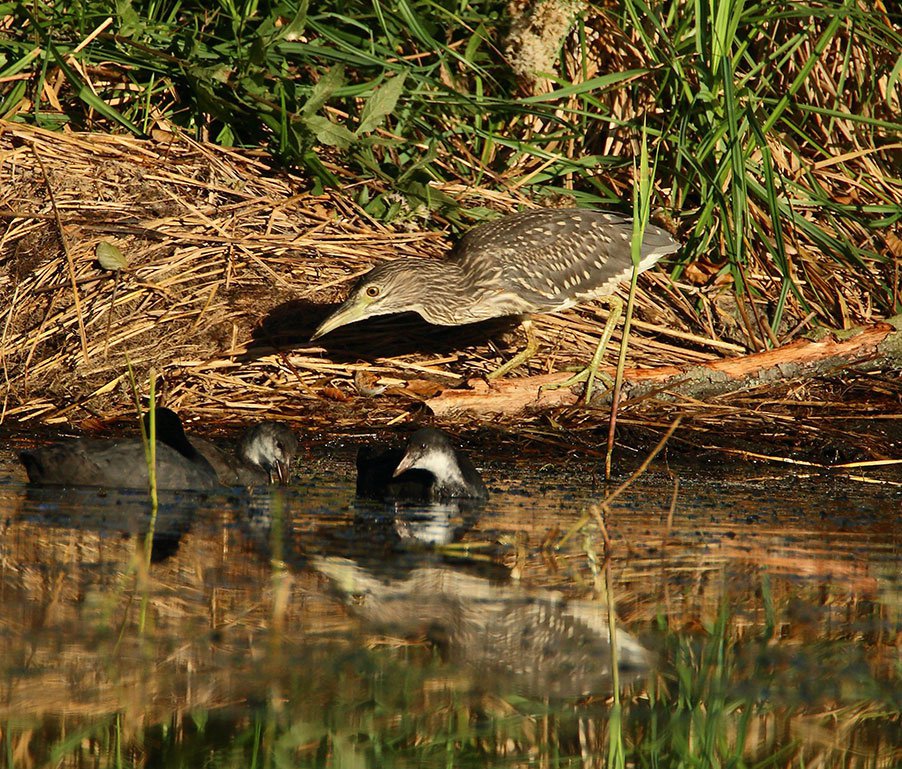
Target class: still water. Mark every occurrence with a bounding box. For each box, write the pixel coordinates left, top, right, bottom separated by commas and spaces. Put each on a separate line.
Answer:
0, 439, 898, 768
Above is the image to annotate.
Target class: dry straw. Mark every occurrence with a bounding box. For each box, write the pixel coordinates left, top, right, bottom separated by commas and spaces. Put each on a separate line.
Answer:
0, 122, 712, 431
0, 122, 897, 449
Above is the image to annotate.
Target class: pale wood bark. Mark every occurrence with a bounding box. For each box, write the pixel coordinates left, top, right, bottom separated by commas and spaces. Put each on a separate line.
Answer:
422, 320, 901, 418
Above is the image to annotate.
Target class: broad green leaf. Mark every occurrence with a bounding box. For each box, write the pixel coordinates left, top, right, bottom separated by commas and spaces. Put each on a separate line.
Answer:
116, 0, 142, 38
303, 114, 356, 148
357, 74, 406, 135
302, 65, 346, 118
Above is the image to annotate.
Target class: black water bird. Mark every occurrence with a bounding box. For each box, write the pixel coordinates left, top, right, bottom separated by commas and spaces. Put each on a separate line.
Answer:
19, 408, 298, 489
19, 408, 219, 490
356, 427, 488, 501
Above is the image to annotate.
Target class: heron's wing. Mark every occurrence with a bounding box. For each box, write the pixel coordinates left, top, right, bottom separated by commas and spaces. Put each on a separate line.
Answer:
452, 211, 676, 312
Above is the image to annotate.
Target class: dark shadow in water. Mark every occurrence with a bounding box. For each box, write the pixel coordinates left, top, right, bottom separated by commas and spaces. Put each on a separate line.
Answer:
17, 485, 233, 562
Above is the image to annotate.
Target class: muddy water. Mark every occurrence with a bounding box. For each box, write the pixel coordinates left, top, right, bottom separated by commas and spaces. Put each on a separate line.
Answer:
0, 438, 898, 768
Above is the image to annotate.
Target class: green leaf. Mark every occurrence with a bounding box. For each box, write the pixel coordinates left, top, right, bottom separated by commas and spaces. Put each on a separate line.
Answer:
357, 74, 406, 135
48, 43, 143, 135
0, 47, 41, 80
0, 80, 27, 119
96, 241, 127, 271
516, 70, 649, 104
761, 9, 843, 134
887, 51, 902, 109
303, 114, 356, 148
276, 0, 309, 42
302, 65, 346, 118
115, 0, 142, 38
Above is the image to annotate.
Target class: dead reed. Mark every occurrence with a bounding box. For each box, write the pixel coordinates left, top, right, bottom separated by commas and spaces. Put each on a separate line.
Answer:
0, 122, 898, 455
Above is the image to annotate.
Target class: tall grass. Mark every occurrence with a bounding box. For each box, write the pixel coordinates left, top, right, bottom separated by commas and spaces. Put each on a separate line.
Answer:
0, 0, 898, 340
125, 361, 158, 634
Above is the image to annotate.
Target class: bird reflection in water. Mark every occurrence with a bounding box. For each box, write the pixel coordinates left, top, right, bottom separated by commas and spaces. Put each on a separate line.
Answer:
313, 556, 650, 699
17, 485, 206, 562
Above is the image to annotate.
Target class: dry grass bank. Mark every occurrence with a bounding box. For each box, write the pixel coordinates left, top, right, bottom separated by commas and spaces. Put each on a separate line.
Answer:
1, 122, 898, 456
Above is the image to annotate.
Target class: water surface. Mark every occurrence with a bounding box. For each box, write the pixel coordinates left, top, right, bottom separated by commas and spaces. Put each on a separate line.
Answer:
0, 439, 898, 767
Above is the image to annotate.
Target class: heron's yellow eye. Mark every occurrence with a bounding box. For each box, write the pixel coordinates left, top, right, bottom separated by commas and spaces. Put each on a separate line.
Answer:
365, 285, 380, 298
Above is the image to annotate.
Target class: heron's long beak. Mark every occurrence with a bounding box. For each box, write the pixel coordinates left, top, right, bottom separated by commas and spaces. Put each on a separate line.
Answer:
311, 300, 368, 340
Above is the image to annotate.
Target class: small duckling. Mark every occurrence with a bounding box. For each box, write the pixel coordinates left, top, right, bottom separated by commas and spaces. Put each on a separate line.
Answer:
357, 427, 488, 501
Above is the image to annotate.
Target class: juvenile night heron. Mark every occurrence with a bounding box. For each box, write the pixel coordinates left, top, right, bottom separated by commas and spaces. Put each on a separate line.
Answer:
313, 207, 678, 390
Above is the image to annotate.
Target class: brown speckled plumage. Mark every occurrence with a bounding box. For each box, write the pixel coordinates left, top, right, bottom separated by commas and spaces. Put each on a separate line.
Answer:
313, 207, 678, 338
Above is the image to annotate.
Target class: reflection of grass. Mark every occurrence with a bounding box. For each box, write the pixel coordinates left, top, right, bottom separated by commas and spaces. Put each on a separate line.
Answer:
125, 360, 158, 633
644, 604, 766, 766
24, 597, 896, 768
2, 490, 896, 766
632, 601, 898, 767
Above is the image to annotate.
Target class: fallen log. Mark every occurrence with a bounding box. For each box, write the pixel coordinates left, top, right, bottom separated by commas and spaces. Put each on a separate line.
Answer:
422, 319, 902, 418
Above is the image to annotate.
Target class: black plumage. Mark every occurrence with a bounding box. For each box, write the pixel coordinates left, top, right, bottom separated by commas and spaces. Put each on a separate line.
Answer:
356, 428, 488, 501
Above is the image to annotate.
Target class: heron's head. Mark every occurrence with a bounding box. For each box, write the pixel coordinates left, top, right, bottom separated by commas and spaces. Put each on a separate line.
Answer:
312, 260, 453, 339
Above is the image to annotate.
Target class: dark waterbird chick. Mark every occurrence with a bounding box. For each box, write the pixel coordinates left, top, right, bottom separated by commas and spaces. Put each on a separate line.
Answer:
357, 427, 488, 501
191, 421, 298, 485
19, 408, 219, 490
